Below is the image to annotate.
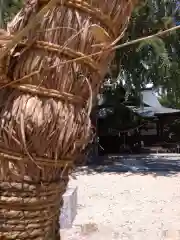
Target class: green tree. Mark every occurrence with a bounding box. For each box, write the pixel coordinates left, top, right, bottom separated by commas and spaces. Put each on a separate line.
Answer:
0, 0, 23, 27
99, 0, 180, 134
118, 0, 177, 91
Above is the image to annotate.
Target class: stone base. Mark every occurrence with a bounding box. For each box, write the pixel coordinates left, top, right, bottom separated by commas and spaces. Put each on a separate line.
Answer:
60, 186, 77, 229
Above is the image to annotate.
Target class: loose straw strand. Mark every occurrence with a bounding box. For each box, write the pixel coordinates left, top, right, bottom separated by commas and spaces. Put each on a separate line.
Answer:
56, 24, 180, 66
0, 0, 64, 61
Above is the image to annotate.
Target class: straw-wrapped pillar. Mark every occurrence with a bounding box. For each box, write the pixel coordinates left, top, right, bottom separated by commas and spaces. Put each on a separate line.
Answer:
0, 0, 137, 239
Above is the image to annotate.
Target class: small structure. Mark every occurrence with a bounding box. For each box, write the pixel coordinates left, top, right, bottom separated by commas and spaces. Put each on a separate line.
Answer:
129, 89, 180, 116
127, 88, 180, 137
98, 88, 180, 155
126, 89, 180, 152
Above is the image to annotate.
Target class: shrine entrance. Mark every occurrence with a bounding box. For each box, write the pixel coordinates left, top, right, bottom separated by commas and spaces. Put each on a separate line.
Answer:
98, 89, 180, 156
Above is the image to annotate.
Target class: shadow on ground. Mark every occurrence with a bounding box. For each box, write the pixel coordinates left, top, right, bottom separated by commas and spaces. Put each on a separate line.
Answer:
75, 154, 180, 177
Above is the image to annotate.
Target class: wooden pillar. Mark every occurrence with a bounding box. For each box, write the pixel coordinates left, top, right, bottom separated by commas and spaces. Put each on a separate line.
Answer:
156, 119, 160, 137
160, 117, 164, 137
90, 106, 98, 157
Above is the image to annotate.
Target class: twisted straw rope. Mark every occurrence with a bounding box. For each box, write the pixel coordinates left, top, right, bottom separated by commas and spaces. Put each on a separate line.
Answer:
0, 0, 120, 61
48, 0, 116, 38
0, 147, 73, 168
0, 146, 70, 239
19, 40, 101, 74
0, 40, 95, 111
0, 1, 114, 238
0, 179, 65, 239
0, 0, 123, 108
0, 37, 100, 107
11, 83, 86, 105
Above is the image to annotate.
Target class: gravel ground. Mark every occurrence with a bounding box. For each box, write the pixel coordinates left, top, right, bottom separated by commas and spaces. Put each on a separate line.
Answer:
61, 170, 180, 240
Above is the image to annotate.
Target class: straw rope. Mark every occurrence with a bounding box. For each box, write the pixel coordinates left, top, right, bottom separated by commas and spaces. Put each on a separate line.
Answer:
0, 0, 64, 61
19, 40, 101, 74
37, 24, 180, 67
0, 79, 87, 106
0, 39, 97, 108
0, 179, 66, 239
0, 36, 97, 107
0, 147, 73, 169
0, 147, 71, 239
0, 0, 115, 61
0, 0, 135, 61
49, 0, 117, 38
0, 0, 136, 239
9, 84, 87, 105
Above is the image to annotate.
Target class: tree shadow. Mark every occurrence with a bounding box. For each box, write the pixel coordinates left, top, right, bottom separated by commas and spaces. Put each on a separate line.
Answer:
76, 154, 180, 177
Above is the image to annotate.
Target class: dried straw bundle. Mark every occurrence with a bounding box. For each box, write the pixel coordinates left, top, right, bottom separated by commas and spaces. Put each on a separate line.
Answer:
0, 0, 137, 239
0, 88, 91, 239
6, 0, 136, 99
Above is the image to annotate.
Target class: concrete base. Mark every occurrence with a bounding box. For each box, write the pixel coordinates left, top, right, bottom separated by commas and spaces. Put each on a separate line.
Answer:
60, 186, 77, 229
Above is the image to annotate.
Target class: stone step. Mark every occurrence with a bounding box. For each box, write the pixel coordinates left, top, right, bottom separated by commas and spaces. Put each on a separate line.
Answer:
60, 186, 77, 229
